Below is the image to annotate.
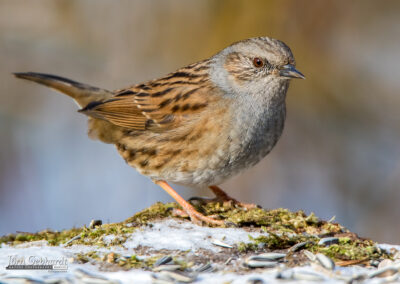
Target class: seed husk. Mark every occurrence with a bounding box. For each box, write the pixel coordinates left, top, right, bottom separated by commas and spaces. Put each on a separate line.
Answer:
315, 253, 335, 270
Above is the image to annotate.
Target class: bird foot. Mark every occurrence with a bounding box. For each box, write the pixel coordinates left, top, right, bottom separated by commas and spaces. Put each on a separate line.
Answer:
154, 180, 225, 226
189, 185, 261, 210
171, 208, 225, 226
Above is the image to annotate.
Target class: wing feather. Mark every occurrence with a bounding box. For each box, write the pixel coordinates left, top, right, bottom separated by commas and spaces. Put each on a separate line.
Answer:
80, 60, 215, 132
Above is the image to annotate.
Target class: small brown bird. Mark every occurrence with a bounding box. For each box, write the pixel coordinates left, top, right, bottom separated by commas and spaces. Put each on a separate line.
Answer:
15, 37, 304, 226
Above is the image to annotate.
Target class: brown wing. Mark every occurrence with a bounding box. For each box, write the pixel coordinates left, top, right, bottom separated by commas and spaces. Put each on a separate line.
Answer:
80, 60, 214, 132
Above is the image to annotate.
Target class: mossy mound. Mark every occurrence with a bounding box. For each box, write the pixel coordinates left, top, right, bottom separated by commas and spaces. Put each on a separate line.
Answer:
0, 202, 392, 264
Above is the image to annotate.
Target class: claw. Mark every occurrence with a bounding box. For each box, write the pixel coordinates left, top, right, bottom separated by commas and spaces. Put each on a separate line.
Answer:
223, 221, 238, 228
155, 180, 225, 226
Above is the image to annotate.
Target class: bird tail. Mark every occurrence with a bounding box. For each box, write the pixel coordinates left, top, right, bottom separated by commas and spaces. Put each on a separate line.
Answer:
13, 72, 113, 108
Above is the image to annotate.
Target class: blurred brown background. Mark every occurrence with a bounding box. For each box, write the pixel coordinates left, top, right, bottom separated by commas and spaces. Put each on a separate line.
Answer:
1, 0, 399, 243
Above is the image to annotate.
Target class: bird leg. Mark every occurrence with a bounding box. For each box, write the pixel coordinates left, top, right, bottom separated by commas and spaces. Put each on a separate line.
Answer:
208, 185, 260, 210
154, 180, 224, 226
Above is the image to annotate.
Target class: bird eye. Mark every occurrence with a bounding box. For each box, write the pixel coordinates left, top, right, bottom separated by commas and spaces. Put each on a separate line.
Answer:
253, 57, 264, 68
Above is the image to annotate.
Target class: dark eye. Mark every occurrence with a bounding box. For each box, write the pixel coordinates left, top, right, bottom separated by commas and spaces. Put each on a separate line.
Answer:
253, 57, 264, 68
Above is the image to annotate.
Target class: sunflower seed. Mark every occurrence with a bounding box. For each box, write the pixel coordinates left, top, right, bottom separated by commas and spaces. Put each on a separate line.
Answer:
63, 234, 81, 246
315, 253, 335, 270
378, 259, 393, 269
224, 257, 233, 265
276, 269, 293, 279
369, 266, 399, 278
245, 259, 278, 268
194, 262, 214, 273
154, 255, 173, 267
159, 271, 196, 283
370, 259, 380, 267
289, 241, 311, 252
318, 237, 339, 246
349, 273, 368, 282
251, 252, 286, 261
245, 278, 264, 284
153, 264, 181, 272
303, 250, 316, 261
211, 239, 233, 248
278, 268, 329, 281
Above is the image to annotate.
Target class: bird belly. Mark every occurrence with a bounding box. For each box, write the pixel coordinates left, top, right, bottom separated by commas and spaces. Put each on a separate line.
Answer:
114, 105, 285, 187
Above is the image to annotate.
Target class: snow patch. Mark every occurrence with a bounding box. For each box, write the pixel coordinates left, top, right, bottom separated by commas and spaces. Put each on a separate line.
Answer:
124, 219, 262, 251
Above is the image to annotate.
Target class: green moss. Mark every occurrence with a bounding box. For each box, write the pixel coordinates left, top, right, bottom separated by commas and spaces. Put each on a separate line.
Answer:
124, 202, 177, 225
115, 254, 153, 269
238, 232, 390, 262
0, 201, 392, 264
194, 202, 343, 236
0, 228, 84, 247
238, 232, 316, 253
0, 201, 343, 248
75, 253, 91, 264
0, 222, 136, 247
311, 237, 388, 261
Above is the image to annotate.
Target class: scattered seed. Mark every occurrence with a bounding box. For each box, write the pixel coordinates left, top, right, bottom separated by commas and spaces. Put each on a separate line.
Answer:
348, 273, 368, 282
289, 241, 311, 252
315, 253, 335, 270
151, 274, 175, 284
250, 252, 286, 261
194, 262, 214, 273
63, 235, 81, 246
303, 250, 316, 261
159, 271, 196, 283
245, 259, 278, 269
378, 259, 393, 269
224, 257, 233, 265
211, 239, 233, 248
318, 237, 339, 246
154, 255, 173, 267
89, 220, 102, 229
370, 259, 380, 267
276, 269, 293, 279
369, 266, 399, 278
246, 278, 264, 284
153, 264, 181, 272
244, 253, 283, 268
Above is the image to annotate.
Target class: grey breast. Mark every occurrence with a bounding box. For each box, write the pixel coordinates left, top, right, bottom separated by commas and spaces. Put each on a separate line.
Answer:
229, 103, 286, 173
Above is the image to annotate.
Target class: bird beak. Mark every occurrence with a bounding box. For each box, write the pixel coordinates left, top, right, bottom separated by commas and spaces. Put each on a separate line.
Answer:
279, 64, 305, 79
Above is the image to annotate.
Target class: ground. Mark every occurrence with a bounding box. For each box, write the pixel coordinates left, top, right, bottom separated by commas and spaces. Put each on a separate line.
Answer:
0, 202, 399, 283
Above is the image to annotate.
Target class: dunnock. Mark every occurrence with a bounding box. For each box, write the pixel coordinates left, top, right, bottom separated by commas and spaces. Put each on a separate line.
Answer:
14, 37, 304, 226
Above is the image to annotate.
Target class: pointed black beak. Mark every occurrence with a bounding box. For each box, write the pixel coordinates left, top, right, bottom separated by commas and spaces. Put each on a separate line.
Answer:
279, 64, 305, 79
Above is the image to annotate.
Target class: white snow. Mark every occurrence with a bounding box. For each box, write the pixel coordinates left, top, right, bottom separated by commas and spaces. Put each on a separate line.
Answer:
124, 219, 262, 252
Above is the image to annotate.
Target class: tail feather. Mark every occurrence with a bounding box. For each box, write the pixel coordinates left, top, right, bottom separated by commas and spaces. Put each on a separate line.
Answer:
13, 72, 113, 108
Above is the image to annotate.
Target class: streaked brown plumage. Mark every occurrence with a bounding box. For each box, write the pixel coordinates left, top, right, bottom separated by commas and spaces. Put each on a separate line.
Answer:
14, 37, 304, 226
